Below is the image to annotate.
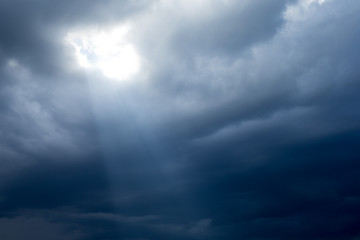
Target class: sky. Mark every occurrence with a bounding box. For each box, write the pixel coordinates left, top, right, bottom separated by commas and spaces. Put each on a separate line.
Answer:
1, 0, 360, 239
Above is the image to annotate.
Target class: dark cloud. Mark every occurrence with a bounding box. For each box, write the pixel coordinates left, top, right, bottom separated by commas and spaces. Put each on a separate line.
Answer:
1, 0, 360, 239
0, 158, 109, 213
0, 216, 79, 240
171, 0, 297, 57
0, 0, 150, 75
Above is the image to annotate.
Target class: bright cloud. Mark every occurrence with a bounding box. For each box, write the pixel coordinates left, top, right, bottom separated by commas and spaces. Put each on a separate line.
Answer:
66, 24, 141, 81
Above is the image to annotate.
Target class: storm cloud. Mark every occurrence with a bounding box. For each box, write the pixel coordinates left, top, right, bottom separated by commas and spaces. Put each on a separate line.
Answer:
1, 0, 360, 239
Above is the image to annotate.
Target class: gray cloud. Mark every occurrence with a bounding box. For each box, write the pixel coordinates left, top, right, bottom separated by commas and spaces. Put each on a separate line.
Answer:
1, 0, 360, 239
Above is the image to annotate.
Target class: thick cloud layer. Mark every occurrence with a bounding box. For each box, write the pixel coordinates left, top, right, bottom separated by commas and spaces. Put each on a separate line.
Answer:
1, 0, 360, 239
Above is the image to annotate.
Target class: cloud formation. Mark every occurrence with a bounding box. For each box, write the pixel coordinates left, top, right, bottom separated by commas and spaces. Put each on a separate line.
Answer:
1, 0, 360, 239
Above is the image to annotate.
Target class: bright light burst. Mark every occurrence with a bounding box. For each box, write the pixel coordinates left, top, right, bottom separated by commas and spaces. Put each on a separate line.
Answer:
66, 24, 141, 81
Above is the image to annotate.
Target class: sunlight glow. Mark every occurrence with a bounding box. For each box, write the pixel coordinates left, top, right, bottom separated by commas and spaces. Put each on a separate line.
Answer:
66, 24, 141, 81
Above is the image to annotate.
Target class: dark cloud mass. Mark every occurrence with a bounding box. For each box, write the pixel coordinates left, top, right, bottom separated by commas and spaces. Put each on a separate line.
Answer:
1, 0, 360, 239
